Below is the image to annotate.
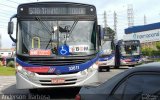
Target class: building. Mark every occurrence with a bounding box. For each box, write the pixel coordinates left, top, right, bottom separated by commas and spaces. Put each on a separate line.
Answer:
124, 22, 160, 49
0, 49, 15, 58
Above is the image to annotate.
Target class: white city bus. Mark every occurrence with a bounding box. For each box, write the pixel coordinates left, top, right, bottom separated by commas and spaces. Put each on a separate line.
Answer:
8, 2, 101, 93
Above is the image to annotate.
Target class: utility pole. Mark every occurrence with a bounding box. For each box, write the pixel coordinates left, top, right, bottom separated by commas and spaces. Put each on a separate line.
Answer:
104, 11, 107, 29
144, 15, 147, 25
103, 11, 109, 41
103, 11, 107, 38
127, 4, 134, 27
114, 11, 117, 41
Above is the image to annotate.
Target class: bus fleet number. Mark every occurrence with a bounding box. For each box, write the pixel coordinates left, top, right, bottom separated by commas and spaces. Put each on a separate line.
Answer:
69, 66, 79, 71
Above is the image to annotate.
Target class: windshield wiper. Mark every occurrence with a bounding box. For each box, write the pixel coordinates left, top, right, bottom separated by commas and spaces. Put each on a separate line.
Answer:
35, 17, 53, 35
64, 19, 78, 44
35, 17, 56, 50
69, 20, 78, 34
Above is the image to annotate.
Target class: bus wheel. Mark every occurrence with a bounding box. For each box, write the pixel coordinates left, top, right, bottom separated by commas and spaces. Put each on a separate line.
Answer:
129, 65, 135, 67
114, 66, 119, 69
98, 68, 102, 72
29, 89, 38, 94
106, 67, 110, 72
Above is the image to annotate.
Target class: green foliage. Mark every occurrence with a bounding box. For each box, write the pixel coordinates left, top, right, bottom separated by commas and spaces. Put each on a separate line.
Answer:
141, 48, 146, 55
103, 27, 115, 39
0, 67, 15, 76
7, 61, 15, 68
141, 46, 160, 56
141, 44, 160, 62
156, 42, 160, 51
152, 50, 160, 56
141, 47, 153, 56
106, 27, 115, 35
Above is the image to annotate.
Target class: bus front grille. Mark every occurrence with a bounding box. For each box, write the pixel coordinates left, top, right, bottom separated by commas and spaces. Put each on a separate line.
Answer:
17, 55, 95, 66
37, 71, 79, 75
27, 59, 87, 66
41, 82, 76, 86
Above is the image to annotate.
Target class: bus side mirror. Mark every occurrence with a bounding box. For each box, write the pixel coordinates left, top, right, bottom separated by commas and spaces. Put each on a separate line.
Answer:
8, 22, 14, 35
8, 14, 17, 43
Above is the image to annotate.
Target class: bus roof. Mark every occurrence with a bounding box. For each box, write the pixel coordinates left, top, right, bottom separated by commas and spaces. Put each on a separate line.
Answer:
18, 2, 95, 7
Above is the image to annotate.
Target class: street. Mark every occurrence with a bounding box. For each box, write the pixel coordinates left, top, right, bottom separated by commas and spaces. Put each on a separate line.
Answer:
0, 67, 128, 100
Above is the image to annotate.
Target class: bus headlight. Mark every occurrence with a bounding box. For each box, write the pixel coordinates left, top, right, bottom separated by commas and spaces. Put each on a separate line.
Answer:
27, 71, 35, 77
81, 69, 87, 75
92, 63, 98, 69
17, 66, 22, 71
17, 66, 28, 75
87, 63, 98, 73
17, 66, 35, 77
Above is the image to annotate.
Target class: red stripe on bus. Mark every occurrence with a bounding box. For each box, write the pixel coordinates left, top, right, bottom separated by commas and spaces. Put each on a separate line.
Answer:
23, 67, 50, 73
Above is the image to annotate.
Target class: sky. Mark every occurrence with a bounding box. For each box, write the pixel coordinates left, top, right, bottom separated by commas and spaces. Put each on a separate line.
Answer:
0, 0, 160, 48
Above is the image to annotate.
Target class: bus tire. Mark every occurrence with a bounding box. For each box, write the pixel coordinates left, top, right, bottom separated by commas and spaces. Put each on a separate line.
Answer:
29, 89, 38, 94
106, 67, 110, 72
98, 68, 102, 72
129, 65, 135, 67
114, 66, 119, 69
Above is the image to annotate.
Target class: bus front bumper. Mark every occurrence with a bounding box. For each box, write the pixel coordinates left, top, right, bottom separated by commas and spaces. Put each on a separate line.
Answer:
120, 60, 143, 66
16, 69, 99, 89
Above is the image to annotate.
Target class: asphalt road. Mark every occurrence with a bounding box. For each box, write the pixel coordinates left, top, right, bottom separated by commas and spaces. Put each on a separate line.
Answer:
0, 67, 128, 100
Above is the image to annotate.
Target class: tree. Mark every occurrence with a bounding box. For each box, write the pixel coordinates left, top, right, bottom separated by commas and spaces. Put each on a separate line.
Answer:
156, 42, 160, 51
104, 27, 115, 35
141, 47, 153, 56
103, 27, 115, 40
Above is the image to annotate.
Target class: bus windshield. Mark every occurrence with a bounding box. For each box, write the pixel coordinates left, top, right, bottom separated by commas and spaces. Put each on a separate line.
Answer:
121, 44, 140, 56
17, 20, 96, 56
101, 41, 112, 55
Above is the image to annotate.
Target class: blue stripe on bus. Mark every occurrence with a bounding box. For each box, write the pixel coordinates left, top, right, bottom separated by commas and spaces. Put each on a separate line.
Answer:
16, 55, 99, 73
99, 54, 114, 61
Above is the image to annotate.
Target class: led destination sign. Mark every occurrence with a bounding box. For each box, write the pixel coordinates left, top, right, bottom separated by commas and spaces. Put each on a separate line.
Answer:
28, 7, 86, 15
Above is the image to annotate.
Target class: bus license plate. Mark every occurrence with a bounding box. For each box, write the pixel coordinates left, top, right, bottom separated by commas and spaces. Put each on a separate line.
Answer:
51, 78, 65, 84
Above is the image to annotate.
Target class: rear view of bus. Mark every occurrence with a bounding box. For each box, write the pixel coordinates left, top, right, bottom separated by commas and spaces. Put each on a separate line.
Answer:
118, 40, 142, 67
8, 2, 100, 91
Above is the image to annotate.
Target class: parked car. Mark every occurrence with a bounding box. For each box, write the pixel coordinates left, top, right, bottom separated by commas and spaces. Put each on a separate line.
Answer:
76, 62, 160, 100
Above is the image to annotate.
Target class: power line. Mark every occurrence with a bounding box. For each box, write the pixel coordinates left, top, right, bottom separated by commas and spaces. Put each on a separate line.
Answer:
25, 0, 35, 2
0, 20, 7, 22
0, 26, 7, 27
7, 0, 19, 4
0, 3, 16, 9
0, 25, 7, 27
0, 18, 9, 21
0, 12, 13, 16
0, 9, 16, 13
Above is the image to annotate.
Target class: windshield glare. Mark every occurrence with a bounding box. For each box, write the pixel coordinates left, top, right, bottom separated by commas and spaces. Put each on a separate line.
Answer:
101, 41, 112, 55
17, 20, 97, 56
121, 44, 140, 56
